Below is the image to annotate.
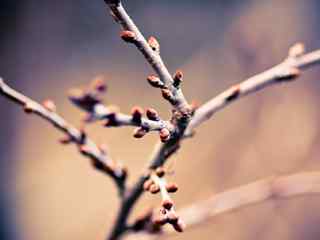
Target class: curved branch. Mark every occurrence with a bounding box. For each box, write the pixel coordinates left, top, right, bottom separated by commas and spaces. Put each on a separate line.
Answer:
187, 45, 320, 134
0, 79, 127, 194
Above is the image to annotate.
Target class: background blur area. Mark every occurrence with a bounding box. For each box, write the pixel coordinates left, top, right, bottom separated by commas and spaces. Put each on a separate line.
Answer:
1, 0, 320, 239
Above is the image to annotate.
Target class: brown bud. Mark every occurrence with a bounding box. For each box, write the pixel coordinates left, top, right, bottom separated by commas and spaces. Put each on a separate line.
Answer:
120, 30, 136, 43
161, 88, 175, 104
23, 103, 34, 114
173, 70, 183, 88
162, 199, 174, 210
159, 128, 170, 142
166, 183, 178, 193
133, 127, 147, 138
42, 99, 56, 112
143, 179, 154, 191
149, 184, 160, 194
167, 211, 178, 223
173, 219, 185, 232
59, 136, 72, 145
155, 167, 165, 177
147, 75, 164, 88
148, 36, 160, 52
131, 106, 144, 123
146, 108, 160, 121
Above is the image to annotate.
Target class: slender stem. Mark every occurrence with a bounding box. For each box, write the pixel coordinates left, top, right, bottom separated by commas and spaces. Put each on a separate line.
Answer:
186, 48, 320, 134
0, 79, 127, 195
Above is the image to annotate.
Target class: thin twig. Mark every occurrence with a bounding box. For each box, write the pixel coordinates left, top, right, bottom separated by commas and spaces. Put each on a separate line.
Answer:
187, 44, 320, 134
0, 78, 127, 195
104, 0, 189, 112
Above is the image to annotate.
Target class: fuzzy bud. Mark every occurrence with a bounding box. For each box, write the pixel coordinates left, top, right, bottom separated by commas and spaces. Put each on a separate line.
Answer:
149, 184, 160, 194
159, 128, 171, 142
148, 36, 160, 53
143, 179, 154, 191
42, 99, 56, 112
166, 183, 178, 193
161, 88, 175, 104
147, 75, 164, 88
133, 127, 147, 138
173, 70, 183, 88
155, 167, 165, 177
120, 30, 136, 43
146, 108, 160, 121
131, 106, 144, 123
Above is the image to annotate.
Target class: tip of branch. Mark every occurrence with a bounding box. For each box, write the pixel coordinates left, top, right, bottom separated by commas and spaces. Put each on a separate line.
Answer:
159, 128, 171, 142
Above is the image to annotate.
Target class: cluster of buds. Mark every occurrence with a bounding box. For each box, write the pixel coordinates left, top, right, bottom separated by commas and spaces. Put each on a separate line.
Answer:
143, 168, 184, 232
131, 106, 172, 142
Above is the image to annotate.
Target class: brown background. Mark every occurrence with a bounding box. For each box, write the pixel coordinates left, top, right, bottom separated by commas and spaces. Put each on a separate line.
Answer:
1, 0, 320, 239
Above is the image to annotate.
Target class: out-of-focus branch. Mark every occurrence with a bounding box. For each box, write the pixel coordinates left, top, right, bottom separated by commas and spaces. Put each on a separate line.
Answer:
103, 0, 189, 112
0, 79, 127, 195
129, 171, 320, 240
187, 44, 320, 134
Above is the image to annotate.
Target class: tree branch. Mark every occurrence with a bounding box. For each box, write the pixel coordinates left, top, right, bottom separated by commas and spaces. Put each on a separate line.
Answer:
187, 44, 320, 134
0, 78, 127, 195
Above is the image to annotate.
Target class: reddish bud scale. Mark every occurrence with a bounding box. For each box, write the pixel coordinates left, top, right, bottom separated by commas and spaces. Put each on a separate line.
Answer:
173, 70, 183, 88
159, 128, 170, 142
162, 199, 174, 210
149, 184, 160, 194
161, 88, 176, 104
120, 30, 136, 43
155, 167, 165, 177
166, 183, 178, 193
42, 99, 56, 112
143, 179, 154, 191
131, 106, 143, 123
148, 36, 160, 52
146, 108, 160, 121
147, 75, 163, 88
133, 127, 147, 138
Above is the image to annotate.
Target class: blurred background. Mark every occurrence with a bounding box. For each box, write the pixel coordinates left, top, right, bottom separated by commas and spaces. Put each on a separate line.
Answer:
1, 0, 320, 239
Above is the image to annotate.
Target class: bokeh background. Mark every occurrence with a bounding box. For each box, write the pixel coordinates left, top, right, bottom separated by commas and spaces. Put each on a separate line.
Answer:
1, 0, 320, 239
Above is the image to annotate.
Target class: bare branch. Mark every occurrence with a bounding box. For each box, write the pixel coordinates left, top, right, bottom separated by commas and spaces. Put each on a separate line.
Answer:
104, 0, 189, 112
187, 44, 320, 134
0, 79, 127, 195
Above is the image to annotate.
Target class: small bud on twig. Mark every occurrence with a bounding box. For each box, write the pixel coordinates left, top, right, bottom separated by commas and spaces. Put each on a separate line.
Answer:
23, 103, 34, 114
166, 183, 178, 193
91, 76, 107, 93
146, 108, 160, 121
143, 179, 154, 191
159, 128, 171, 142
148, 36, 160, 53
131, 106, 144, 123
149, 184, 160, 194
120, 30, 137, 43
161, 88, 176, 104
147, 75, 164, 88
173, 70, 183, 88
155, 167, 165, 178
173, 219, 185, 232
42, 99, 56, 112
133, 127, 148, 138
162, 199, 174, 210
